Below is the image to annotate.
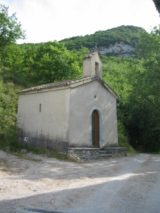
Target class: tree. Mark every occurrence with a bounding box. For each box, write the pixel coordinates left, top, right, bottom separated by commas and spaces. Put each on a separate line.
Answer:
0, 4, 24, 50
0, 81, 17, 140
102, 56, 145, 151
1, 44, 24, 84
153, 0, 160, 14
0, 4, 24, 83
0, 4, 23, 147
125, 28, 160, 152
22, 42, 82, 86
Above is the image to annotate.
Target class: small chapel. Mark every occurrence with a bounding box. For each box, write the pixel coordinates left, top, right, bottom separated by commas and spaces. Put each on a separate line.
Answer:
17, 52, 120, 157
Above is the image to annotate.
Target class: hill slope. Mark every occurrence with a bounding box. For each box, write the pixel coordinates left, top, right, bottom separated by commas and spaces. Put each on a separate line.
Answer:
61, 25, 147, 56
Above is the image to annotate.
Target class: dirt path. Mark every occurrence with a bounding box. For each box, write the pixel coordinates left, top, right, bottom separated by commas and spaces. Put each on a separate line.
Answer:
0, 151, 160, 213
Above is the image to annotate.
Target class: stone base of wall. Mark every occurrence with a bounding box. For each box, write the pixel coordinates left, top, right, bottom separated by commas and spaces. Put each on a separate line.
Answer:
68, 146, 127, 161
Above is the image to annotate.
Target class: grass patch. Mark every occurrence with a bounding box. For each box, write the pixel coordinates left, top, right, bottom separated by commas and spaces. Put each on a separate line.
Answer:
24, 146, 70, 161
0, 139, 76, 162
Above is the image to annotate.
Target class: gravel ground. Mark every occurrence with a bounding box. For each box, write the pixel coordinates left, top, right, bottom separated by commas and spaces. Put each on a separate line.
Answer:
0, 150, 160, 213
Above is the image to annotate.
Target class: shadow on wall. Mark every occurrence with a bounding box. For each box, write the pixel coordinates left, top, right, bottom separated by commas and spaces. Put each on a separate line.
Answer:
18, 129, 69, 152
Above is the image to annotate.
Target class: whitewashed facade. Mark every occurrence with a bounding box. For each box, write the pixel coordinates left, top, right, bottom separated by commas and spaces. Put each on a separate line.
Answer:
17, 52, 118, 151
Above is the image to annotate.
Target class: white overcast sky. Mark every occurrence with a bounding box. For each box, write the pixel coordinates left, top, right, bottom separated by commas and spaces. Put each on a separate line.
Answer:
2, 0, 160, 43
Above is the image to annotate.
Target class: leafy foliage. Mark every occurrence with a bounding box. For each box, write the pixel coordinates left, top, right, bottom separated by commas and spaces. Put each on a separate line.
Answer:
0, 4, 24, 146
0, 4, 24, 50
102, 56, 144, 150
0, 81, 18, 143
21, 42, 82, 86
123, 28, 160, 152
102, 56, 144, 102
102, 28, 160, 152
1, 44, 24, 84
61, 25, 146, 51
2, 42, 86, 87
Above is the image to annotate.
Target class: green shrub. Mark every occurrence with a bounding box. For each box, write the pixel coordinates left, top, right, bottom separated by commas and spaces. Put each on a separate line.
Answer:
118, 121, 135, 154
0, 81, 19, 148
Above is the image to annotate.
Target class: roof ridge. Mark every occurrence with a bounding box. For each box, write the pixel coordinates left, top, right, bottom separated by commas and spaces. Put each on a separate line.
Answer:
20, 76, 94, 93
20, 76, 117, 98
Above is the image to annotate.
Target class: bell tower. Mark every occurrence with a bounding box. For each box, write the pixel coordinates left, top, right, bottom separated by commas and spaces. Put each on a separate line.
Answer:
83, 52, 102, 79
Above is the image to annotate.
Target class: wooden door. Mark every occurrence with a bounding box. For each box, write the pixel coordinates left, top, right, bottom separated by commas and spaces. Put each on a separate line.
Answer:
92, 110, 100, 148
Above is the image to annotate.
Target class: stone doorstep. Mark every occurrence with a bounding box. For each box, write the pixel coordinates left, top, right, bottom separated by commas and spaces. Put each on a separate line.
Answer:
68, 146, 127, 153
68, 147, 99, 150
67, 146, 127, 161
102, 146, 127, 151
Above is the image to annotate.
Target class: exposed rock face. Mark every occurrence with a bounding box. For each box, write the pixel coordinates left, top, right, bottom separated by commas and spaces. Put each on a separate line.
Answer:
98, 42, 134, 57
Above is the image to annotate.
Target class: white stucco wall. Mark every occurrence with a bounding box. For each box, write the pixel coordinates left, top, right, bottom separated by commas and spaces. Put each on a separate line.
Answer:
68, 81, 118, 147
17, 88, 70, 147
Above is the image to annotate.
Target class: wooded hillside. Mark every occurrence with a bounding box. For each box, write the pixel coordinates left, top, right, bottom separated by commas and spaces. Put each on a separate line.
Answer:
61, 25, 146, 56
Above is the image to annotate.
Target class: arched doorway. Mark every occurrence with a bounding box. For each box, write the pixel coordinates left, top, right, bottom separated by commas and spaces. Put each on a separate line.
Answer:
92, 110, 100, 148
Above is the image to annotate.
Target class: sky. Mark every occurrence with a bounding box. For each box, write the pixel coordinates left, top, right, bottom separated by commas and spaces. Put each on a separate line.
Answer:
2, 0, 160, 43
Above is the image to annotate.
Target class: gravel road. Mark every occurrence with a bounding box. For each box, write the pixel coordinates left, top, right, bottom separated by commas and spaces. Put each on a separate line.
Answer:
0, 151, 160, 213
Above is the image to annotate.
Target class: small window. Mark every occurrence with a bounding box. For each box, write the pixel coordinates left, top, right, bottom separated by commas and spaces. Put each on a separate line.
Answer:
39, 104, 42, 112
